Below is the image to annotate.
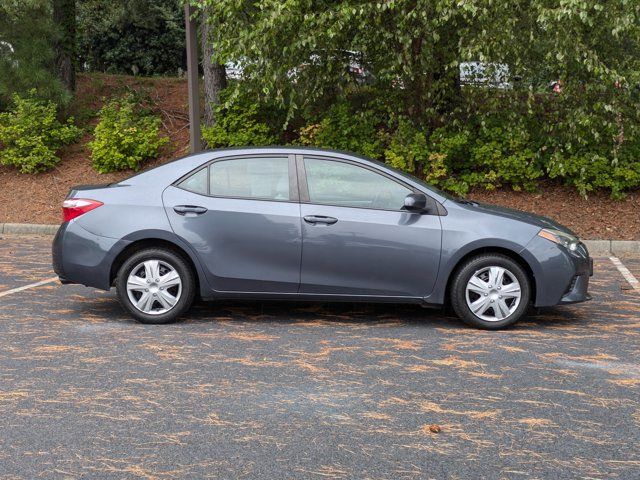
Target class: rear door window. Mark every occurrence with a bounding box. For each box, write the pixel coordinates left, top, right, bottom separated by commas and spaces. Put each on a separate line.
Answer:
209, 157, 291, 201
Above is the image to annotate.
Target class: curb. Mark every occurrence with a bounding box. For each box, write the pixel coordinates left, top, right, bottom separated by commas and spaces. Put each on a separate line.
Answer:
0, 223, 638, 255
1, 223, 60, 235
583, 239, 640, 256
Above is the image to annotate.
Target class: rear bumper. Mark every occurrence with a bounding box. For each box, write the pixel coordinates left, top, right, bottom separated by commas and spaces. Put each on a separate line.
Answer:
52, 221, 128, 290
51, 223, 68, 279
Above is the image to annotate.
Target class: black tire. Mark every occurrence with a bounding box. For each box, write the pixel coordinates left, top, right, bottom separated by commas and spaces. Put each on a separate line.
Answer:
115, 248, 196, 324
450, 254, 531, 330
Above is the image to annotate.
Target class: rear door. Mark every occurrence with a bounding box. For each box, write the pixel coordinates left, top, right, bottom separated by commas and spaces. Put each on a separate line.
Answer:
298, 155, 442, 298
163, 154, 302, 293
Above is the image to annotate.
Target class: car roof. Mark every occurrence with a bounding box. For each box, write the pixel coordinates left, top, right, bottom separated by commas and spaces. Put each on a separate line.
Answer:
206, 146, 370, 159
123, 146, 449, 203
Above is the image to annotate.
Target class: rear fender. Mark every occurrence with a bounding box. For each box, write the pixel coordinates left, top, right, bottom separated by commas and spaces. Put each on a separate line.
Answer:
111, 229, 212, 297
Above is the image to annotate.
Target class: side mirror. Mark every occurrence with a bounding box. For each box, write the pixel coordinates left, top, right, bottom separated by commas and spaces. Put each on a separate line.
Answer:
403, 193, 428, 213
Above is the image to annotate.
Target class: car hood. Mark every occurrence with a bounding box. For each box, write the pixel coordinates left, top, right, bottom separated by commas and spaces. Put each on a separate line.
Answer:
457, 200, 577, 236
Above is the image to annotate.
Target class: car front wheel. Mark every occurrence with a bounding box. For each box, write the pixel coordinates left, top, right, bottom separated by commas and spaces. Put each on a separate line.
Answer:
450, 254, 531, 330
116, 248, 196, 324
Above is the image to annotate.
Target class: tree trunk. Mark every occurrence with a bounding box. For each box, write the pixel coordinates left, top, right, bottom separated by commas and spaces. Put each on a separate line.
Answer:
200, 8, 227, 127
53, 0, 76, 93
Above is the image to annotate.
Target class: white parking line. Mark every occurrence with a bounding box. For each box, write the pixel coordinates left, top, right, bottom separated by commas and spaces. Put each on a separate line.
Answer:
0, 277, 59, 299
609, 257, 640, 291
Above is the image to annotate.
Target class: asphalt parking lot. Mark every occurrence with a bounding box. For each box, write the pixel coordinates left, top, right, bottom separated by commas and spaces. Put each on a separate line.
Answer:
0, 235, 639, 479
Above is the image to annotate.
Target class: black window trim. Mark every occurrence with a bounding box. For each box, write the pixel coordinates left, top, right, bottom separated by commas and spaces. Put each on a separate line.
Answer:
173, 153, 299, 204
297, 154, 436, 214
175, 164, 209, 195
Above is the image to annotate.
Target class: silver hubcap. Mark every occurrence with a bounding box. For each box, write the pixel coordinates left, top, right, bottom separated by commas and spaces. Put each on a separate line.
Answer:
126, 260, 182, 315
465, 266, 521, 322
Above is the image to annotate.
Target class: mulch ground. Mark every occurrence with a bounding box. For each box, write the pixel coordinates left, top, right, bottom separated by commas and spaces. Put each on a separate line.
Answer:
0, 73, 638, 240
468, 183, 640, 240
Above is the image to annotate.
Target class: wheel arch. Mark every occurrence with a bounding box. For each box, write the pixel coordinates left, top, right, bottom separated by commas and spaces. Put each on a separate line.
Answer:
442, 246, 537, 306
108, 231, 208, 296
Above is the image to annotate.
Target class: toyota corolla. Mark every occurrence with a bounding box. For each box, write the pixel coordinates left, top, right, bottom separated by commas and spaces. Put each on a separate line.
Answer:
52, 147, 592, 329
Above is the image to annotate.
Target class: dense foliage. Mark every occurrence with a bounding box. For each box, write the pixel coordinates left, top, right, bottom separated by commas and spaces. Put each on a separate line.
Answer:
201, 92, 277, 148
0, 91, 81, 173
89, 95, 167, 173
77, 0, 185, 76
1, 0, 638, 199
196, 0, 640, 197
293, 96, 547, 196
0, 0, 70, 108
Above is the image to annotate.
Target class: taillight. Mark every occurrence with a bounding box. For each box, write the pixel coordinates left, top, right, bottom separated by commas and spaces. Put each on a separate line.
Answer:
62, 198, 103, 222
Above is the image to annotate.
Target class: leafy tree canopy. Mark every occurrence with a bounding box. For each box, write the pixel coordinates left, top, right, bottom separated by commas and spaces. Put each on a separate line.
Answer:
195, 0, 640, 126
0, 0, 69, 107
77, 0, 186, 76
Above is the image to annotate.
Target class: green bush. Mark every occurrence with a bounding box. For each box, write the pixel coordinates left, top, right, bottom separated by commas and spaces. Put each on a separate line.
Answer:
297, 102, 385, 159
547, 153, 640, 200
384, 118, 429, 174
217, 81, 640, 198
202, 102, 277, 148
382, 121, 543, 196
384, 119, 448, 186
89, 96, 168, 173
0, 91, 81, 173
466, 126, 543, 192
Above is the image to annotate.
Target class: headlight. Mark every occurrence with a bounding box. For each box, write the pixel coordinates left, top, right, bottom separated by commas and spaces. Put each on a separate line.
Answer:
538, 228, 579, 252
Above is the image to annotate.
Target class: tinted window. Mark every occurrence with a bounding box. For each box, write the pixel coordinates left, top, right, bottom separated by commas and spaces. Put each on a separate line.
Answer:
305, 158, 411, 210
178, 167, 208, 195
209, 157, 290, 200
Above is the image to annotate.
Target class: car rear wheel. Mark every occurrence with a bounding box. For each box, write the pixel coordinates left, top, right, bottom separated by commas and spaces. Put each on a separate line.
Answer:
450, 254, 531, 330
116, 248, 195, 324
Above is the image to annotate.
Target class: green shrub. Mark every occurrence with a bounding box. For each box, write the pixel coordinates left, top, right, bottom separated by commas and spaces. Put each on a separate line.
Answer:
384, 119, 448, 187
538, 94, 640, 198
89, 96, 168, 173
547, 153, 640, 200
0, 91, 81, 173
468, 126, 543, 192
384, 118, 429, 174
245, 82, 640, 198
422, 124, 543, 195
201, 102, 277, 148
297, 102, 385, 159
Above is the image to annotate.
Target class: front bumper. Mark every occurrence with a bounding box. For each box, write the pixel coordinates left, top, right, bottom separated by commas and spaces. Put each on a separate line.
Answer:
558, 254, 592, 304
522, 237, 593, 307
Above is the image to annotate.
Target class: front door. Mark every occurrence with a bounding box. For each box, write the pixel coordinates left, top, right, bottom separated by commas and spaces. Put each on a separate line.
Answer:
298, 156, 442, 298
163, 154, 302, 293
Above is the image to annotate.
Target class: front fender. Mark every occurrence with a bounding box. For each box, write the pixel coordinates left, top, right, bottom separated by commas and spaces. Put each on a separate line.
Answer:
520, 235, 576, 306
424, 236, 541, 305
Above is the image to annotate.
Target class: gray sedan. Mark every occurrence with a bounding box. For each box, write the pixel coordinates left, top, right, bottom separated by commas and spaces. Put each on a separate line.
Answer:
52, 147, 592, 329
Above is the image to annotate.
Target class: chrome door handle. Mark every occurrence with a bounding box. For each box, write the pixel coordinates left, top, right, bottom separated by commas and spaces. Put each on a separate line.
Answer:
303, 215, 338, 225
174, 205, 208, 215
